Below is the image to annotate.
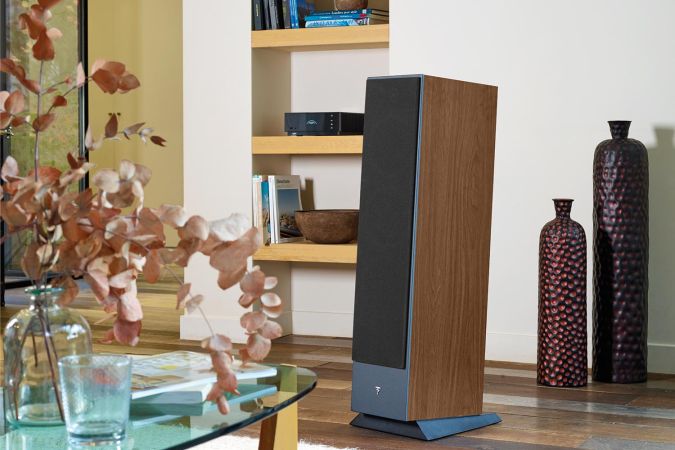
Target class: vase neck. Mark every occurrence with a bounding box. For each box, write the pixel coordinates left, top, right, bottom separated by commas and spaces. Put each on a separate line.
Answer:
553, 199, 574, 219
27, 286, 62, 310
609, 120, 631, 139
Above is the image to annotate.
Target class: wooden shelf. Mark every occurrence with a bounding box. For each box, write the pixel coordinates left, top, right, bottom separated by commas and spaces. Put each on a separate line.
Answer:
252, 136, 363, 155
251, 24, 389, 52
254, 241, 357, 264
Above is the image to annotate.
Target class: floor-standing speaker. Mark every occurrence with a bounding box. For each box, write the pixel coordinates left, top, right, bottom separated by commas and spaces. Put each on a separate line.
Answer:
351, 75, 499, 440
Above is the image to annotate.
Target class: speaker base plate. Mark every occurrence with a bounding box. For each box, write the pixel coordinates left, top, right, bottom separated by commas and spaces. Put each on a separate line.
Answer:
350, 412, 501, 441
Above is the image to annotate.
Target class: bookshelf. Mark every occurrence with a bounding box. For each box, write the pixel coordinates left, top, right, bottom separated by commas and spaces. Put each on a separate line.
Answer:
251, 3, 389, 336
254, 241, 357, 264
251, 24, 383, 264
252, 136, 363, 155
252, 24, 389, 52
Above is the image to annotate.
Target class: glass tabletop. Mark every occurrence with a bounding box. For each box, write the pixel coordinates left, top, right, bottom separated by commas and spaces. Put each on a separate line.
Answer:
1, 365, 317, 450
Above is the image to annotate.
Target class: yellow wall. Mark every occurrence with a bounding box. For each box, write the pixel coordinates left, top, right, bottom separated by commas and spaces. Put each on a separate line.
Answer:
88, 0, 183, 232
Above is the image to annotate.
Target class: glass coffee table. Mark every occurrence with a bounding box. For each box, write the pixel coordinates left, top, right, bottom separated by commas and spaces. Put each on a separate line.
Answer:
1, 365, 316, 450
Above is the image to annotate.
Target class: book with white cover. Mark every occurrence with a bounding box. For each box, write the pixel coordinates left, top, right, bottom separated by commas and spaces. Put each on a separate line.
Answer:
252, 175, 263, 236
129, 351, 277, 400
268, 175, 303, 244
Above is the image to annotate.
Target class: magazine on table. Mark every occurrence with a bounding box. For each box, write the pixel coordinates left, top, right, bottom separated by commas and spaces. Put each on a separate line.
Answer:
129, 351, 277, 400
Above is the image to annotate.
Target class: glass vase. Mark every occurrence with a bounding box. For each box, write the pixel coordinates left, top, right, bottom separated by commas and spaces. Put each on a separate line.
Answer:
3, 286, 92, 427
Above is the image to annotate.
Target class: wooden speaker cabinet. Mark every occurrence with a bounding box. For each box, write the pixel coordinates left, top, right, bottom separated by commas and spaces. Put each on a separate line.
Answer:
351, 75, 500, 440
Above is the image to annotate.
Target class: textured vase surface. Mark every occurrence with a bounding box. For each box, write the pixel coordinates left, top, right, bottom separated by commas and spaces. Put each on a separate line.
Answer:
334, 0, 367, 10
538, 199, 588, 387
3, 287, 92, 426
593, 121, 649, 383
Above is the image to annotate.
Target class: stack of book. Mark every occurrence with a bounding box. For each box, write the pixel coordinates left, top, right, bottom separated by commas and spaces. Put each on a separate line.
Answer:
252, 0, 316, 30
305, 9, 389, 28
130, 351, 277, 401
129, 351, 278, 424
252, 175, 304, 245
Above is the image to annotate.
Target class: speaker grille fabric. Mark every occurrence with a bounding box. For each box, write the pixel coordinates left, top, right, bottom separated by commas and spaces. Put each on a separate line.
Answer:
352, 77, 422, 369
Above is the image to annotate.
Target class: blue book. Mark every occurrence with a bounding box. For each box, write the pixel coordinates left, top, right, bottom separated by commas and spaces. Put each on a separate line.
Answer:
306, 8, 388, 18
290, 0, 315, 28
307, 13, 368, 21
306, 9, 375, 20
290, 0, 298, 28
310, 8, 371, 15
305, 18, 376, 27
261, 179, 271, 245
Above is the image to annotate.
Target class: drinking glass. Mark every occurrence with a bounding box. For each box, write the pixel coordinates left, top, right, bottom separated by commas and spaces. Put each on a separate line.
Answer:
58, 355, 132, 446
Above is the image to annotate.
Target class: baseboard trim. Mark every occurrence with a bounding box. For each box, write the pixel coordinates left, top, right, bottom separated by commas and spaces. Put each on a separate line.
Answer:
485, 332, 537, 364
648, 342, 675, 374
292, 311, 353, 338
485, 332, 675, 375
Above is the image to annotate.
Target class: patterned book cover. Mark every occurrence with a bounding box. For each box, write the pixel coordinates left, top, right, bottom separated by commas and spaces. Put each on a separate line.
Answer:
269, 175, 303, 243
306, 17, 384, 27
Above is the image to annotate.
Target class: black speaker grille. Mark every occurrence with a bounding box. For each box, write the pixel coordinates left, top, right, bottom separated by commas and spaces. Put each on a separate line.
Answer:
352, 77, 421, 369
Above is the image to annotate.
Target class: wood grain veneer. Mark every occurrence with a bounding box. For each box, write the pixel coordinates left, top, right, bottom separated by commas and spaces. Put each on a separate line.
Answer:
406, 76, 498, 420
252, 136, 363, 155
254, 241, 357, 264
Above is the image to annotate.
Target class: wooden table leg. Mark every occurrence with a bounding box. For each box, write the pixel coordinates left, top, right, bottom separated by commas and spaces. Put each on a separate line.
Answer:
259, 365, 299, 450
258, 403, 298, 450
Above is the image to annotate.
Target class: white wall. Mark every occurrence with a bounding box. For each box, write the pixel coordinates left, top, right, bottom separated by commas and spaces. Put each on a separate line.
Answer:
290, 49, 389, 336
181, 0, 252, 342
389, 0, 675, 372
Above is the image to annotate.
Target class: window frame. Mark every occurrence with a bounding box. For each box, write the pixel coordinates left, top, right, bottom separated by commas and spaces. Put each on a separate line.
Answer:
0, 0, 89, 305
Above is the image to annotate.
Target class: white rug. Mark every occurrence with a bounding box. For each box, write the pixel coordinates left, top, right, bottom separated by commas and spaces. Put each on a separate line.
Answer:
193, 435, 359, 450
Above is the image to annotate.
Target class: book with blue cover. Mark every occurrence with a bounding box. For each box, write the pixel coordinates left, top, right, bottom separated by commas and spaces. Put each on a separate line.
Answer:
289, 0, 315, 28
253, 175, 272, 246
304, 7, 388, 27
261, 179, 271, 245
305, 9, 389, 20
305, 17, 385, 27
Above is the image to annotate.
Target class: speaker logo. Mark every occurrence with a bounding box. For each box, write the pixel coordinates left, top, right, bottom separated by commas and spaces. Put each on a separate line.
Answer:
306, 119, 318, 126
374, 386, 382, 396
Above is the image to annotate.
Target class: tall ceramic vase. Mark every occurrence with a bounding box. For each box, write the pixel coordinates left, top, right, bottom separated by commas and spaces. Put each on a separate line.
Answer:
593, 121, 649, 383
538, 199, 588, 387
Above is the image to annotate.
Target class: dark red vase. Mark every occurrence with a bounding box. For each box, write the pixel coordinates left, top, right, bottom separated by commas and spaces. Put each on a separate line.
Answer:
593, 121, 649, 383
538, 199, 588, 387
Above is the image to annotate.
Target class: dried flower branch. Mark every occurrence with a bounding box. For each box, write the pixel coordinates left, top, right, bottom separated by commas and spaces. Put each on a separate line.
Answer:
0, 0, 281, 414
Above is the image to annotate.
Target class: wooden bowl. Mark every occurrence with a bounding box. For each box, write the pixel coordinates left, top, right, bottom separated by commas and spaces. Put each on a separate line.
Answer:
295, 210, 359, 245
334, 0, 368, 10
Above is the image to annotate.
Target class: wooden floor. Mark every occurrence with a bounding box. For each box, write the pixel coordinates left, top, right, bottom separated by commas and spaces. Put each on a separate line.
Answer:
3, 282, 675, 449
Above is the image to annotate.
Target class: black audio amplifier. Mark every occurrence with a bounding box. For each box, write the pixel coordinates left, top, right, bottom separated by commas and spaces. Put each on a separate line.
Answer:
284, 112, 364, 136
